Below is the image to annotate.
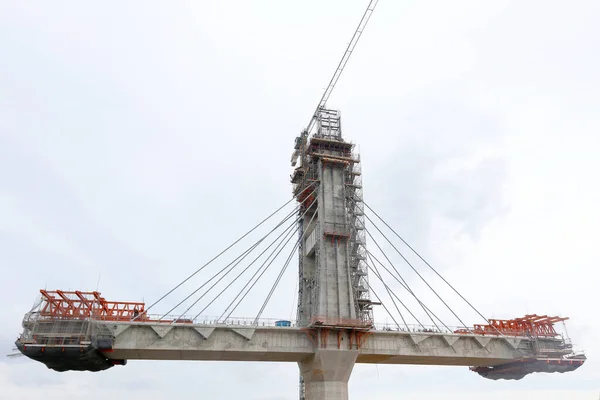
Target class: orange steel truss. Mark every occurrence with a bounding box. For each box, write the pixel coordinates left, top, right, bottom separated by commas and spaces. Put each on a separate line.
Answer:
454, 314, 568, 337
296, 185, 317, 209
39, 290, 149, 322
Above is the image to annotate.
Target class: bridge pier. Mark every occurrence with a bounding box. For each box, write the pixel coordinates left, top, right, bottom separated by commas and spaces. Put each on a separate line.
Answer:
299, 349, 358, 400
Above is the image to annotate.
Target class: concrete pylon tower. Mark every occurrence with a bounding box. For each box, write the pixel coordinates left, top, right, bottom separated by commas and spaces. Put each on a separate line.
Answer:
291, 108, 375, 400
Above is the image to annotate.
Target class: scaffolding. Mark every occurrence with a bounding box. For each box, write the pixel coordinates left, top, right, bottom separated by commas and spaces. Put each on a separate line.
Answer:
454, 315, 570, 338
38, 290, 147, 321
293, 108, 373, 328
18, 290, 148, 349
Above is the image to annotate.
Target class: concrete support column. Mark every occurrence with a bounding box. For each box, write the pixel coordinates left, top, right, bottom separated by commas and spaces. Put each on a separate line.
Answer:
299, 349, 358, 400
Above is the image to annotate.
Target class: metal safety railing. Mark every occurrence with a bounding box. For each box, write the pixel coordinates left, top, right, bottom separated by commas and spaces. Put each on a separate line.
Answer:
22, 311, 561, 339
137, 315, 300, 328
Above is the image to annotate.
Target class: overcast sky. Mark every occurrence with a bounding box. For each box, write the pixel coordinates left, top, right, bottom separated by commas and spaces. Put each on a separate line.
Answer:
1, 0, 599, 399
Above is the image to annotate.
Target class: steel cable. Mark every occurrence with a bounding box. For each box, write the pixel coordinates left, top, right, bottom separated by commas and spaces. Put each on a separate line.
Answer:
362, 277, 401, 330
364, 226, 441, 330
182, 211, 300, 321
159, 205, 300, 320
366, 250, 450, 332
365, 220, 462, 330
363, 201, 504, 334
139, 191, 307, 318
221, 196, 319, 321
254, 203, 319, 323
365, 255, 419, 330
196, 211, 300, 320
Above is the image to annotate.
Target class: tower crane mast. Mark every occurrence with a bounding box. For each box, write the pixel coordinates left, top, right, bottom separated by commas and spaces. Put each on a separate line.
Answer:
292, 0, 379, 166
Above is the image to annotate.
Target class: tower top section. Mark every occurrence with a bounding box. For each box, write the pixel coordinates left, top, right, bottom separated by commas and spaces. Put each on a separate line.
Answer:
315, 108, 343, 141
291, 107, 346, 167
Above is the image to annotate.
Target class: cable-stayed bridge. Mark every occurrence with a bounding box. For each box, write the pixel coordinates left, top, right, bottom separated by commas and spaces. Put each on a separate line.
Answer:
13, 1, 585, 399
15, 110, 585, 399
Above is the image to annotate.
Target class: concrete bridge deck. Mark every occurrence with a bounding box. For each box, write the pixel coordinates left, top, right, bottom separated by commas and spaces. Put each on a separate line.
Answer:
104, 321, 530, 367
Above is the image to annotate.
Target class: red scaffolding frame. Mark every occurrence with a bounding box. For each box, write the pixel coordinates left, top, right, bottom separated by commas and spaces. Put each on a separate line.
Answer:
39, 290, 148, 322
455, 314, 568, 337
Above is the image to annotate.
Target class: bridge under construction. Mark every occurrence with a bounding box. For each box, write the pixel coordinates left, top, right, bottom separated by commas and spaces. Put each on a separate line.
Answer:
15, 109, 586, 397
14, 1, 586, 399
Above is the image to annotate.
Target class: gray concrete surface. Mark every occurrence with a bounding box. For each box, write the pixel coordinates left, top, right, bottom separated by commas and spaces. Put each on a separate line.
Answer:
106, 322, 529, 367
